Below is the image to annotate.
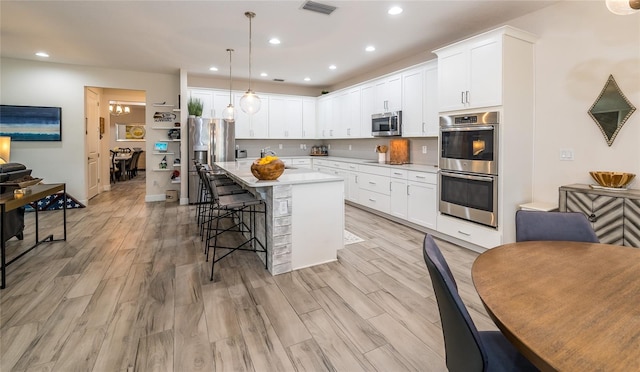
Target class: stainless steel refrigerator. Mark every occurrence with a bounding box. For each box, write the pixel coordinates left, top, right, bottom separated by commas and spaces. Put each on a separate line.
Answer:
188, 117, 235, 204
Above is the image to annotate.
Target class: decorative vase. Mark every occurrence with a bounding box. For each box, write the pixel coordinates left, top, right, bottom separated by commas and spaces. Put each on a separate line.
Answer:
251, 159, 285, 180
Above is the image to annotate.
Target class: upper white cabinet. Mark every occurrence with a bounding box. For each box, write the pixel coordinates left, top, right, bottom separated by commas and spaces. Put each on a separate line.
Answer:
302, 98, 316, 139
434, 26, 537, 112
401, 60, 438, 137
268, 95, 303, 139
335, 87, 361, 138
235, 93, 268, 139
189, 89, 214, 118
374, 73, 402, 112
317, 95, 332, 139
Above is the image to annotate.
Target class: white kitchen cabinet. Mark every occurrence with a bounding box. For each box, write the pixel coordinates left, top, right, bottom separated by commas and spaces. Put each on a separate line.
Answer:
189, 89, 214, 119
234, 93, 268, 139
360, 83, 375, 138
302, 98, 316, 139
317, 95, 332, 139
268, 95, 303, 139
401, 61, 438, 137
213, 91, 233, 119
374, 73, 402, 112
407, 171, 437, 229
338, 87, 361, 138
434, 26, 536, 112
390, 169, 408, 219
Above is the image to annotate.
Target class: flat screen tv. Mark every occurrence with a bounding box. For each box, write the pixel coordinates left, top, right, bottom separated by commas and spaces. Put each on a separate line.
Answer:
0, 104, 62, 141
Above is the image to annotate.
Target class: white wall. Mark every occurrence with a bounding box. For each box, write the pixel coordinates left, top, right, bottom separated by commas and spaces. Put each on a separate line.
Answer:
507, 1, 640, 204
1, 58, 179, 203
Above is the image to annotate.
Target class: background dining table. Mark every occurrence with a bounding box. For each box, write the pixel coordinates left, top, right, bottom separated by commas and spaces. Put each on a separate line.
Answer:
114, 152, 132, 181
472, 241, 640, 371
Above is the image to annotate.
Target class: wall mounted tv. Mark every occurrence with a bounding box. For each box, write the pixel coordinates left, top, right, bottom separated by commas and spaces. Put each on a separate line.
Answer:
0, 104, 62, 141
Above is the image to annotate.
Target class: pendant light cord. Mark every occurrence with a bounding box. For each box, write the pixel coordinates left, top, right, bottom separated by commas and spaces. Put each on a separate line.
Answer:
227, 48, 233, 104
245, 12, 255, 91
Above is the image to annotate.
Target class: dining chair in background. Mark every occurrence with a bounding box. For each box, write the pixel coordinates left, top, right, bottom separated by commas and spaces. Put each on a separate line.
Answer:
423, 235, 538, 372
515, 210, 599, 243
110, 150, 120, 183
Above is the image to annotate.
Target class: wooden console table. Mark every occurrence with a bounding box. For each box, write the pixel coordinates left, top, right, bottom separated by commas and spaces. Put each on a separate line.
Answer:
1, 183, 67, 289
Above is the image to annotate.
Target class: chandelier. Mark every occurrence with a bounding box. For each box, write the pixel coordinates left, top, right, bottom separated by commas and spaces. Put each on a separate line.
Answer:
240, 11, 261, 115
109, 102, 130, 116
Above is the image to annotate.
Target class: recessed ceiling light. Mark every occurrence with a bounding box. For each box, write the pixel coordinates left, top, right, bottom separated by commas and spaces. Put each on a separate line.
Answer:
329, 65, 337, 70
35, 52, 49, 58
365, 45, 376, 52
269, 38, 281, 45
260, 72, 268, 77
388, 6, 403, 15
304, 77, 311, 82
209, 66, 219, 71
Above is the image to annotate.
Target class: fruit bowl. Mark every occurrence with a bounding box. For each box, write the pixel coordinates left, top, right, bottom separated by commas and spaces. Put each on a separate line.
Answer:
589, 171, 635, 189
251, 158, 285, 180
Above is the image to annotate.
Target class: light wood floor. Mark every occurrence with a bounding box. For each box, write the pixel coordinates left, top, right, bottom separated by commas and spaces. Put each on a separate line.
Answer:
0, 173, 497, 371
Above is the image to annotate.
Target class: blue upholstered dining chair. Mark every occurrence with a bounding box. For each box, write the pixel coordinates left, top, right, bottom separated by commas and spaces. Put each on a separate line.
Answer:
515, 210, 599, 243
423, 235, 538, 372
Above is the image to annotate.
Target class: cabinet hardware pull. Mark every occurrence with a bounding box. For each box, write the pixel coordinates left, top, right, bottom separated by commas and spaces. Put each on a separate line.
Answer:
461, 91, 465, 104
416, 175, 426, 179
407, 185, 410, 195
458, 230, 471, 236
369, 198, 376, 202
369, 181, 376, 185
466, 91, 470, 103
588, 213, 598, 223
422, 123, 425, 133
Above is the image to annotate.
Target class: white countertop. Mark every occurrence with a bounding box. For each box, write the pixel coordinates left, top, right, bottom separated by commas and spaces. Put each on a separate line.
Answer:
311, 156, 440, 173
240, 156, 440, 174
215, 160, 344, 187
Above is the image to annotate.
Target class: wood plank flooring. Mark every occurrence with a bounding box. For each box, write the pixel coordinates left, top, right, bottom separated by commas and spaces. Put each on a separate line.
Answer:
0, 173, 497, 371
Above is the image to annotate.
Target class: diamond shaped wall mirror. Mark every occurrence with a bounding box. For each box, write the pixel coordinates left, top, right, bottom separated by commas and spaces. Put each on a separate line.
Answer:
588, 74, 636, 146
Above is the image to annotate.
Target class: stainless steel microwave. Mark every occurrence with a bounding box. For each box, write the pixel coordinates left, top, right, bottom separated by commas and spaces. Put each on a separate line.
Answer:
372, 111, 402, 137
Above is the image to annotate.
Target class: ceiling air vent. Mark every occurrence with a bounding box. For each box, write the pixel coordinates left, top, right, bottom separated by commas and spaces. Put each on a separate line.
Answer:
301, 1, 337, 15
273, 78, 285, 82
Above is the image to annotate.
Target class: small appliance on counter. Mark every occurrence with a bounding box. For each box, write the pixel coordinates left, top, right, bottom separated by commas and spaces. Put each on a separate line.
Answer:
310, 145, 328, 156
235, 149, 247, 158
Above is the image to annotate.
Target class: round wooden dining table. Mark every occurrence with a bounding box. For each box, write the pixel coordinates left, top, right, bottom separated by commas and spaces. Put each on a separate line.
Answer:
472, 241, 640, 371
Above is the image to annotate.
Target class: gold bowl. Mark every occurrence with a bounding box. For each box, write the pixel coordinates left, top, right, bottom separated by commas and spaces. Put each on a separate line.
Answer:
589, 171, 635, 188
251, 159, 285, 180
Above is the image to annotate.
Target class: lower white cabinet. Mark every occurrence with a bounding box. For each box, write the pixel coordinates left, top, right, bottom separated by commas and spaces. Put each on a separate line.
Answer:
312, 158, 438, 230
408, 182, 437, 229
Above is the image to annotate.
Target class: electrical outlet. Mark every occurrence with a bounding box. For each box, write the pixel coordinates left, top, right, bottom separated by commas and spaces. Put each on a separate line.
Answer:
303, 144, 307, 150
422, 145, 428, 154
328, 144, 331, 150
349, 144, 352, 151
560, 149, 574, 161
279, 144, 283, 150
300, 144, 304, 149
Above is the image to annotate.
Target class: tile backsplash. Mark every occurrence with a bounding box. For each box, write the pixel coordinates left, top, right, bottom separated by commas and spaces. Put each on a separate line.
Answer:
236, 137, 438, 165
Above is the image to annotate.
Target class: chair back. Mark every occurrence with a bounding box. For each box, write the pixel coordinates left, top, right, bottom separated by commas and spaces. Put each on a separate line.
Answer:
110, 150, 118, 170
515, 210, 599, 243
423, 235, 486, 372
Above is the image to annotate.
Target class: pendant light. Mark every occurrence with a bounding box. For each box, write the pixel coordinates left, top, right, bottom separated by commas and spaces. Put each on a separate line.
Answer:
240, 11, 261, 115
221, 48, 235, 121
109, 102, 130, 116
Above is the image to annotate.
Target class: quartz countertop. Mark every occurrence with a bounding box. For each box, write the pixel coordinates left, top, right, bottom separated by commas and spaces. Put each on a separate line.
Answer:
214, 160, 344, 187
241, 156, 440, 174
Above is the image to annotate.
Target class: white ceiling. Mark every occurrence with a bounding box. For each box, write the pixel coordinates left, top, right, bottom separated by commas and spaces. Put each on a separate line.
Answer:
0, 1, 558, 89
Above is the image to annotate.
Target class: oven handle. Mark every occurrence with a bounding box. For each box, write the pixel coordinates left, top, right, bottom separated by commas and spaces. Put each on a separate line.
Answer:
441, 171, 495, 182
440, 126, 494, 132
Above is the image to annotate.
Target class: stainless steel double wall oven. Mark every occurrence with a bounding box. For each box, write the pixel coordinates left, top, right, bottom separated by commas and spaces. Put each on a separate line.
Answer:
439, 111, 499, 227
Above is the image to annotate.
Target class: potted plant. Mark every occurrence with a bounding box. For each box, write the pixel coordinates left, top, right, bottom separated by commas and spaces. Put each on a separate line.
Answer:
187, 98, 206, 150
187, 97, 203, 117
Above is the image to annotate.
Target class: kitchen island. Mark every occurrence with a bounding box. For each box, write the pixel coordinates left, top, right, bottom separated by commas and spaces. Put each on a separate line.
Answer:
214, 160, 344, 275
